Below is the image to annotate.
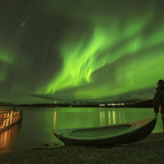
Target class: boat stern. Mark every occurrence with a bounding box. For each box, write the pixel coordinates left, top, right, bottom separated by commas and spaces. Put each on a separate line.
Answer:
53, 130, 63, 139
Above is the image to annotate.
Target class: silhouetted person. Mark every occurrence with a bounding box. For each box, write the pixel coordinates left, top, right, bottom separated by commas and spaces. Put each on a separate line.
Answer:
153, 79, 164, 141
13, 106, 16, 111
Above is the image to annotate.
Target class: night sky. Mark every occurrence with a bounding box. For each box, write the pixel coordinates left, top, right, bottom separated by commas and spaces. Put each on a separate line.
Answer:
0, 0, 164, 104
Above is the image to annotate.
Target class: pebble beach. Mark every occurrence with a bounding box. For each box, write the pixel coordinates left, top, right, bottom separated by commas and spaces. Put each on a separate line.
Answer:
0, 133, 164, 164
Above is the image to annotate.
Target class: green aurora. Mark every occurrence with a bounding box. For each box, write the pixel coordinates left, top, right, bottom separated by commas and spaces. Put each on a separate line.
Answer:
0, 0, 164, 104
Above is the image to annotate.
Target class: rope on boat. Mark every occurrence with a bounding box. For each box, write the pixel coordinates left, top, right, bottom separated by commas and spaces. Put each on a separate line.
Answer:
156, 115, 164, 133
157, 122, 163, 127
156, 122, 164, 134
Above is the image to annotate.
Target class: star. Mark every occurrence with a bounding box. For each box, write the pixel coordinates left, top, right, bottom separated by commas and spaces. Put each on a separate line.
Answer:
21, 22, 25, 27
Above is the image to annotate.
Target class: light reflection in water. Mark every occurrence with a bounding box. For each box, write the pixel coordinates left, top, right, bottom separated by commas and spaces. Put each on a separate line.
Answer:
108, 111, 111, 125
100, 109, 127, 126
1, 128, 12, 146
54, 111, 56, 129
112, 110, 115, 124
100, 111, 105, 126
119, 112, 121, 124
0, 121, 22, 153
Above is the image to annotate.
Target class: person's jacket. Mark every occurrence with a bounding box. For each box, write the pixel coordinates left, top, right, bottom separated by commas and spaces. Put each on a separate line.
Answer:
153, 83, 164, 114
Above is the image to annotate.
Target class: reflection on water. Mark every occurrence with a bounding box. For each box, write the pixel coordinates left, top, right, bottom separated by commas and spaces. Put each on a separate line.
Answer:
100, 111, 105, 126
100, 110, 126, 126
0, 107, 163, 154
53, 107, 162, 133
54, 111, 56, 129
0, 121, 22, 153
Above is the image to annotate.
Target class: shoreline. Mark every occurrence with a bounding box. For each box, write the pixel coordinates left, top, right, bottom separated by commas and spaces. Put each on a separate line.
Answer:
0, 133, 164, 164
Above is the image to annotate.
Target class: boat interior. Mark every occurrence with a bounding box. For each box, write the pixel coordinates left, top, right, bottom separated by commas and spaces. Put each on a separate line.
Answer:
69, 124, 133, 137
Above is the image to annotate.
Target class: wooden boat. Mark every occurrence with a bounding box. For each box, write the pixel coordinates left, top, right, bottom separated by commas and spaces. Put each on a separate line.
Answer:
53, 117, 157, 146
0, 110, 23, 132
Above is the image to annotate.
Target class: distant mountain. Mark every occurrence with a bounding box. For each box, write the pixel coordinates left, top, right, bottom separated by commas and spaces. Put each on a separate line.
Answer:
68, 98, 145, 105
0, 98, 150, 106
0, 102, 12, 106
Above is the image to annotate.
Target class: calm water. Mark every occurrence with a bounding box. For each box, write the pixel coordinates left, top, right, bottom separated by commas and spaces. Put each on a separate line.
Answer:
0, 106, 163, 153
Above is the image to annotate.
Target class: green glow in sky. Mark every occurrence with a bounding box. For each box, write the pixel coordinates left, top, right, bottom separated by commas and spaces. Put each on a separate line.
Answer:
44, 1, 164, 100
0, 0, 164, 104
0, 49, 14, 82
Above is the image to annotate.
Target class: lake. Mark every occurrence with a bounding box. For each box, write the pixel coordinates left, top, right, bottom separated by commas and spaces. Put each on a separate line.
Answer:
0, 106, 163, 153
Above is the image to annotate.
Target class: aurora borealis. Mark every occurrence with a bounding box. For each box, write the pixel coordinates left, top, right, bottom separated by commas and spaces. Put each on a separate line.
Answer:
0, 0, 164, 104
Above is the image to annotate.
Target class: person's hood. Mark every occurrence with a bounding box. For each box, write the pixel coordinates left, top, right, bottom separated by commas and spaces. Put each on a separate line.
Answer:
157, 83, 164, 90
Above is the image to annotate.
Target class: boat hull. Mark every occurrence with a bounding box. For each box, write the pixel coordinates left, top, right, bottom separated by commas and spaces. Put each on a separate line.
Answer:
53, 117, 157, 146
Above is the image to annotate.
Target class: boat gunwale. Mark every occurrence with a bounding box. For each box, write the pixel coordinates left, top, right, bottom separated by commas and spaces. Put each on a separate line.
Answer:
68, 123, 134, 137
54, 123, 136, 140
53, 117, 156, 140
